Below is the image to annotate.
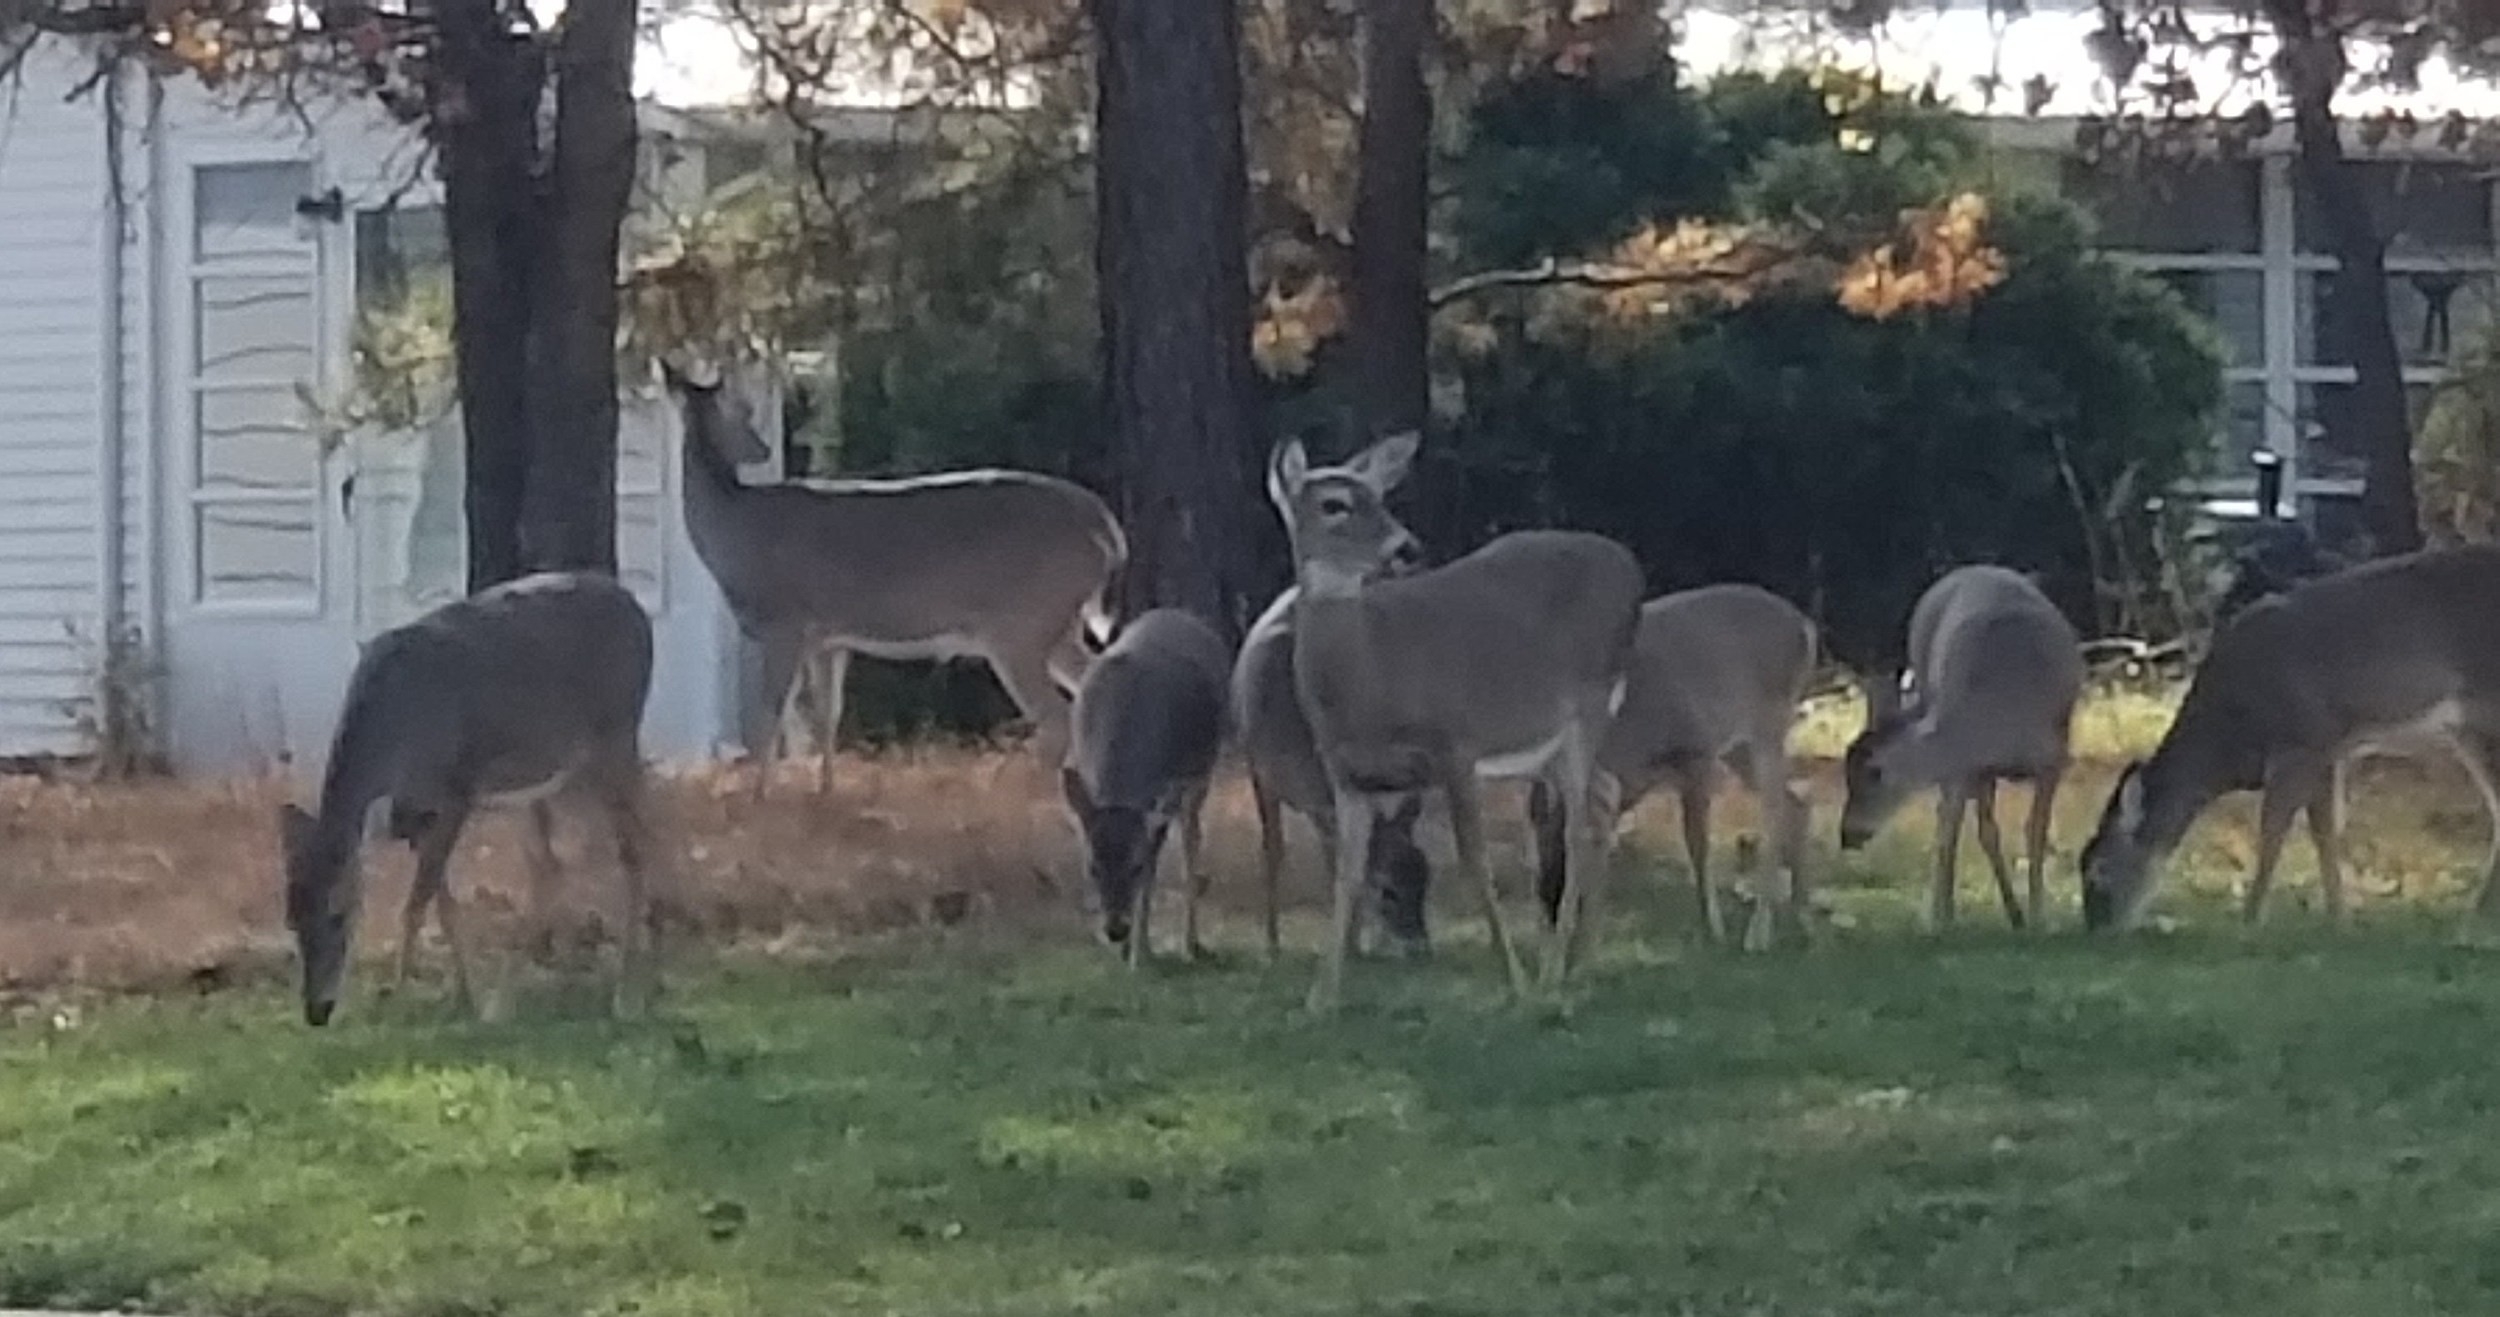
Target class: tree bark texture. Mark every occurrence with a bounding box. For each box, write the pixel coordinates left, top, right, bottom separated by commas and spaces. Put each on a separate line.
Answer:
434, 0, 539, 592
1350, 0, 1431, 441
1089, 0, 1262, 638
521, 0, 637, 575
2269, 2, 2422, 555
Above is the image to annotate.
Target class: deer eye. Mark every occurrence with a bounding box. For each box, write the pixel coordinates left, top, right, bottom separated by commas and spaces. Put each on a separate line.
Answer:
1317, 495, 1353, 517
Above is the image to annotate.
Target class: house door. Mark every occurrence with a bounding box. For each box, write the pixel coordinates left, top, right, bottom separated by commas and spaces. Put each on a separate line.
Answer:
157, 151, 361, 774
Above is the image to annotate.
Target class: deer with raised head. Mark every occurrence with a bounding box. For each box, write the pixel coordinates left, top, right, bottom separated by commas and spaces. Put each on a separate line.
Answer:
1062, 608, 1232, 965
1839, 565, 2082, 932
1235, 583, 1435, 959
1267, 432, 1644, 1010
277, 572, 663, 1026
2080, 543, 2500, 933
1529, 584, 1818, 951
660, 358, 1125, 797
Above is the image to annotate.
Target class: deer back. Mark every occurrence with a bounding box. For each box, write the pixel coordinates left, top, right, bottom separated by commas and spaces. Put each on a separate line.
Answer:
1233, 586, 1333, 818
308, 572, 652, 841
2176, 542, 2500, 757
1297, 530, 1643, 774
1908, 565, 2083, 763
1068, 609, 1232, 814
673, 379, 1123, 648
1604, 584, 1815, 780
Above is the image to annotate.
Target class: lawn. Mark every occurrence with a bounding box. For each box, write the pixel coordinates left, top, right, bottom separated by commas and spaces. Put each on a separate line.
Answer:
7, 891, 2500, 1316
3, 687, 2499, 1317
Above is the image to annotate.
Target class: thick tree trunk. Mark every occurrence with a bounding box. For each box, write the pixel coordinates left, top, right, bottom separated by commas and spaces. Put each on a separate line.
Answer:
521, 0, 638, 575
433, 0, 539, 592
2271, 7, 2422, 555
1089, 0, 1261, 637
1349, 0, 1437, 940
1350, 0, 1431, 441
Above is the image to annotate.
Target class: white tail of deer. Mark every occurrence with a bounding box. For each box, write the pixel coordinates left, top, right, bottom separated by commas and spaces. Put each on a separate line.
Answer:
277, 572, 664, 1025
2081, 543, 2500, 932
1840, 565, 2082, 932
1531, 584, 1818, 950
660, 357, 1125, 797
1062, 609, 1232, 966
1267, 432, 1644, 1011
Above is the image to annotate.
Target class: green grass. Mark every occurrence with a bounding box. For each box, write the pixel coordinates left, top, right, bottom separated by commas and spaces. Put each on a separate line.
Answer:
7, 861, 2500, 1317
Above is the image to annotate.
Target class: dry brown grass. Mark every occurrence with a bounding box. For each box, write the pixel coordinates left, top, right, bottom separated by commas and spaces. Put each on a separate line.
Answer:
5, 687, 2499, 997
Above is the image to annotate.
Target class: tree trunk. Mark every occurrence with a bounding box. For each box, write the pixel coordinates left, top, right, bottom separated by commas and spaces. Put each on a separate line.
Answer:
2270, 5, 2422, 555
521, 0, 638, 575
1350, 0, 1431, 441
1348, 0, 1437, 939
1089, 0, 1261, 637
432, 0, 539, 592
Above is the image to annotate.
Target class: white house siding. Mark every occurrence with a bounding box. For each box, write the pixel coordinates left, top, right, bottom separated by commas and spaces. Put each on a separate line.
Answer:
0, 43, 114, 757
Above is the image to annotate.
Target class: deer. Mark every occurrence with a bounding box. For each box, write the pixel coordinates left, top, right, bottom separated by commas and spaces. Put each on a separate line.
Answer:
1838, 565, 2083, 933
276, 571, 664, 1027
1527, 584, 1818, 952
1062, 608, 1232, 966
1266, 431, 1645, 1010
1235, 583, 1436, 960
2080, 542, 2500, 933
659, 357, 1125, 799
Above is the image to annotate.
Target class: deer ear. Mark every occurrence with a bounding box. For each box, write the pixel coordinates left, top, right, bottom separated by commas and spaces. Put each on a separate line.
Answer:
1266, 439, 1310, 518
1351, 430, 1420, 493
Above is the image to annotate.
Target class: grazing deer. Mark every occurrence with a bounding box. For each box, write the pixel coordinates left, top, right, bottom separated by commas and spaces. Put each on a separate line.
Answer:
1062, 608, 1232, 965
1839, 565, 2082, 932
1530, 584, 1817, 951
2081, 543, 2500, 932
1235, 584, 1436, 959
1267, 432, 1644, 1009
660, 358, 1125, 797
277, 572, 663, 1026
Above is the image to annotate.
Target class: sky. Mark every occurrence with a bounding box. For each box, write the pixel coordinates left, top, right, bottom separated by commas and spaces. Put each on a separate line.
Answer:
634, 1, 2500, 119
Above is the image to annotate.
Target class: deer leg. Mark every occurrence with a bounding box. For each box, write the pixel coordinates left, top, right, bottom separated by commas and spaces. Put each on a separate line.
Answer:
522, 800, 563, 966
812, 648, 850, 800
1447, 774, 1531, 996
991, 642, 1075, 767
394, 847, 435, 990
2307, 759, 2348, 925
1562, 766, 1624, 976
2023, 765, 2061, 933
1527, 778, 1565, 929
1371, 796, 1432, 957
2246, 755, 2326, 925
407, 805, 475, 1017
1930, 782, 1969, 933
1971, 779, 2025, 931
1544, 748, 1612, 987
1253, 776, 1287, 959
2450, 734, 2500, 928
1740, 739, 1812, 937
598, 759, 666, 1019
1673, 768, 1729, 947
1180, 784, 1210, 960
747, 628, 806, 804
1308, 786, 1375, 1015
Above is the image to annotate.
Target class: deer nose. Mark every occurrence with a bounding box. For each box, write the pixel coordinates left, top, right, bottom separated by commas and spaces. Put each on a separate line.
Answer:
1387, 536, 1423, 574
1838, 826, 1869, 852
1101, 914, 1132, 948
305, 999, 336, 1028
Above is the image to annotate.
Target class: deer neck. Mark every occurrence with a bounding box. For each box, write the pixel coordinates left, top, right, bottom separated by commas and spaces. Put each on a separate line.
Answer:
1287, 566, 1388, 728
2134, 711, 2236, 859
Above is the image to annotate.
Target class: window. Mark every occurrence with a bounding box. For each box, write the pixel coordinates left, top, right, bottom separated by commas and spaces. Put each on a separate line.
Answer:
190, 159, 322, 608
2063, 157, 2262, 254
2297, 162, 2496, 259
2152, 268, 2265, 369
2298, 268, 2497, 369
